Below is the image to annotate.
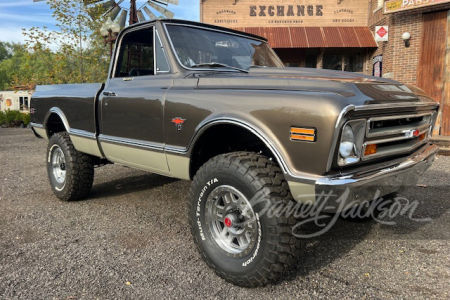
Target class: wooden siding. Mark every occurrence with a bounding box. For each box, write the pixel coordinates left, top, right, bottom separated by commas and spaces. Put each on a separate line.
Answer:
417, 10, 448, 135
201, 0, 369, 27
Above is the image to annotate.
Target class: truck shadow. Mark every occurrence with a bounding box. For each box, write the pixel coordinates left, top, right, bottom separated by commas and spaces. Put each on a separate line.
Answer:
89, 173, 179, 200
282, 182, 450, 283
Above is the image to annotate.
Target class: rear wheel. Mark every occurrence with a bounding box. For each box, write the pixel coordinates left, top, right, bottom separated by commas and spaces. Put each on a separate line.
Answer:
47, 132, 94, 201
188, 151, 303, 287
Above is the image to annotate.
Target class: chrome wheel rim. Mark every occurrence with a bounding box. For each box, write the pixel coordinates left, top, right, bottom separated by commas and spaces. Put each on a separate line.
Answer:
205, 185, 258, 257
52, 146, 66, 184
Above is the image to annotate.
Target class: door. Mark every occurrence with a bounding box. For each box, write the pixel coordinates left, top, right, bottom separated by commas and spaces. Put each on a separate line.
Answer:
417, 10, 449, 135
99, 25, 173, 173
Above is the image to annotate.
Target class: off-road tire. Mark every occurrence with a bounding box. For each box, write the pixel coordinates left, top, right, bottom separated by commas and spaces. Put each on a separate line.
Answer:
188, 151, 303, 287
47, 132, 94, 201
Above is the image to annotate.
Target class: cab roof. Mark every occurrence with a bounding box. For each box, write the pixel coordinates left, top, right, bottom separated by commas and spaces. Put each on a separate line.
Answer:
126, 19, 268, 43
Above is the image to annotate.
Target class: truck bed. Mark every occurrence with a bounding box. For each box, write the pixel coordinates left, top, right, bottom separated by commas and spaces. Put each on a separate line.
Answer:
31, 83, 104, 134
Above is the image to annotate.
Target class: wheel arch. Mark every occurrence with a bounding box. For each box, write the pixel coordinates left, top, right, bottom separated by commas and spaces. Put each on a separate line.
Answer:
188, 119, 289, 180
44, 107, 70, 138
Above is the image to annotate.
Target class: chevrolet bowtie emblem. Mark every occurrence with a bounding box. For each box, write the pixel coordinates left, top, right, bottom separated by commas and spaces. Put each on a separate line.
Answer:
172, 117, 186, 131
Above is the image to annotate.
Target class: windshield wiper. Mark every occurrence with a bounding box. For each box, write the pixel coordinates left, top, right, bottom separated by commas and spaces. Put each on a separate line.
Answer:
191, 62, 249, 73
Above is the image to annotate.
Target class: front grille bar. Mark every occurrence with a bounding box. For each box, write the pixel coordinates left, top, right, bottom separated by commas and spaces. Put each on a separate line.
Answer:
362, 111, 434, 161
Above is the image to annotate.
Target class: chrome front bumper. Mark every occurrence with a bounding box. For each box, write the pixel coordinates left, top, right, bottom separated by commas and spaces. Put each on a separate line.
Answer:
288, 143, 438, 213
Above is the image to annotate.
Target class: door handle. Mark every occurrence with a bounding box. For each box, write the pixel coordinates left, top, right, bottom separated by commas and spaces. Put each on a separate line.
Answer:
103, 91, 117, 97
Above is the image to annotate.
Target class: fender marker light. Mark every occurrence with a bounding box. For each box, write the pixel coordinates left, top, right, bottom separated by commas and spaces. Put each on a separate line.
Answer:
290, 127, 316, 142
364, 144, 377, 156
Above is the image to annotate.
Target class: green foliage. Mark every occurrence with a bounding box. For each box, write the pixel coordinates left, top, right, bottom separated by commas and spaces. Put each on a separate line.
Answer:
3, 109, 22, 125
0, 0, 111, 90
0, 110, 30, 126
0, 42, 13, 62
21, 113, 31, 125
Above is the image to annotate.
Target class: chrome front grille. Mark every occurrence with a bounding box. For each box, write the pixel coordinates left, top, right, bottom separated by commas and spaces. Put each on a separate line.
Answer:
362, 112, 434, 160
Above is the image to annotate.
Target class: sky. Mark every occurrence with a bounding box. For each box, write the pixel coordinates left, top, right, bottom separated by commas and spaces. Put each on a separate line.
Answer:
0, 0, 200, 44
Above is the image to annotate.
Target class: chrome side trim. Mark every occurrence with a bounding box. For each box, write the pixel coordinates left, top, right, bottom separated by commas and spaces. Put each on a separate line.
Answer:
30, 122, 44, 128
69, 128, 96, 139
98, 134, 165, 152
165, 145, 187, 154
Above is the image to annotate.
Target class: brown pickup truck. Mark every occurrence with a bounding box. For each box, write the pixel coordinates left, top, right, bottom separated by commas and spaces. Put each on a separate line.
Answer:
30, 19, 439, 287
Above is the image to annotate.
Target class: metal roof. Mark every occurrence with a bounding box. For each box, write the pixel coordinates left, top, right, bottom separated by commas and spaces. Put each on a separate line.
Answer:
232, 26, 377, 48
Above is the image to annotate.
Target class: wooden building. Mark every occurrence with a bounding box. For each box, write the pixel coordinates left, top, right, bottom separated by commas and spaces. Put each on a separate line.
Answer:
200, 0, 378, 72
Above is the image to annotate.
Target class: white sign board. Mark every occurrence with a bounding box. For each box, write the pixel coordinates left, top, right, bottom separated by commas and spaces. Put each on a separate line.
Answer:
375, 26, 389, 42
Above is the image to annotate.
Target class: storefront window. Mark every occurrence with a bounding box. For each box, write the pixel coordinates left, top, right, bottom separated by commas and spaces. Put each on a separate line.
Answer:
285, 62, 301, 67
323, 54, 343, 70
305, 49, 317, 68
322, 49, 365, 73
344, 52, 363, 72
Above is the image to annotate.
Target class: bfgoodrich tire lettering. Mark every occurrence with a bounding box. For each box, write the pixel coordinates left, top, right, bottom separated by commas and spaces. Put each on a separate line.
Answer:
188, 151, 303, 287
47, 132, 94, 201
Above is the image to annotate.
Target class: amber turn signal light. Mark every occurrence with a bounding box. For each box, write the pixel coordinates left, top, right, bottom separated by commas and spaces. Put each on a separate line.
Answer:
364, 144, 377, 156
290, 127, 316, 142
419, 133, 426, 141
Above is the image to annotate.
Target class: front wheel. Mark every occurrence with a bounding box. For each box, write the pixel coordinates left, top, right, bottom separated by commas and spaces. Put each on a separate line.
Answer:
47, 132, 94, 201
188, 152, 303, 287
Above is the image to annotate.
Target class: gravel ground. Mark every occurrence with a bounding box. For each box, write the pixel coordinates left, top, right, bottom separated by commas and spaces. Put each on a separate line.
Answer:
0, 128, 449, 299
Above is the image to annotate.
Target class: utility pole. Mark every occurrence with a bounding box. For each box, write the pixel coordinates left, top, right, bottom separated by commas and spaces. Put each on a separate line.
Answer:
129, 0, 138, 25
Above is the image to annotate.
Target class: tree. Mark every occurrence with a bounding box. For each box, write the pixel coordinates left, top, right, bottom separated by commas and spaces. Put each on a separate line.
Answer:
0, 42, 13, 62
0, 43, 56, 90
10, 0, 111, 88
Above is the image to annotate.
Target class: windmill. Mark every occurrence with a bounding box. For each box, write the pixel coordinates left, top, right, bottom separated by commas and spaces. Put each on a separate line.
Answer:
33, 0, 178, 27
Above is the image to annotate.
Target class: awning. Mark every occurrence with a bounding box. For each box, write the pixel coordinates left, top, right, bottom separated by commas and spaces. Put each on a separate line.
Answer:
232, 27, 378, 48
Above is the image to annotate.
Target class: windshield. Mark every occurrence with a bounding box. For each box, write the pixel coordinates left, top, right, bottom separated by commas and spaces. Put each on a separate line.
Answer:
166, 25, 284, 70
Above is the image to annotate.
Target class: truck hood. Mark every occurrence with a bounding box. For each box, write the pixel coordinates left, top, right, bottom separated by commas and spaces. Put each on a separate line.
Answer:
195, 67, 431, 105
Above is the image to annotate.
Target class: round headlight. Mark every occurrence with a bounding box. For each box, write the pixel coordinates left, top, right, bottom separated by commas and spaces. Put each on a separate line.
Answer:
339, 125, 355, 158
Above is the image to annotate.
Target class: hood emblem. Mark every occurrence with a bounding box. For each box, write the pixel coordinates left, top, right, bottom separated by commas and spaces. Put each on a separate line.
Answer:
172, 117, 186, 131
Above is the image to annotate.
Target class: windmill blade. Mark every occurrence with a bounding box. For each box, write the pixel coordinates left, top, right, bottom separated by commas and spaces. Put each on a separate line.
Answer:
137, 10, 146, 22
147, 1, 174, 18
33, 0, 46, 2
109, 6, 122, 20
142, 6, 158, 20
87, 0, 116, 19
118, 9, 128, 28
154, 0, 179, 5
83, 0, 104, 4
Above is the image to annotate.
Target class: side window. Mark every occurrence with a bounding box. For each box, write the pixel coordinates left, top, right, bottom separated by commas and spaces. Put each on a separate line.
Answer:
115, 27, 154, 78
19, 97, 29, 111
156, 33, 170, 73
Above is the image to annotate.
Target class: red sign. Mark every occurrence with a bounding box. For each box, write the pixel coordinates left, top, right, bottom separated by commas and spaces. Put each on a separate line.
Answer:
377, 27, 387, 38
375, 26, 389, 42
